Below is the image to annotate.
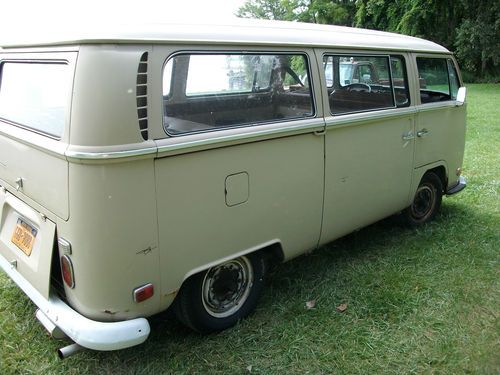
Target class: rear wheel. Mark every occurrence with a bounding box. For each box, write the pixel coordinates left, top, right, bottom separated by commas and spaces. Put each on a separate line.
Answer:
174, 253, 266, 333
403, 172, 443, 227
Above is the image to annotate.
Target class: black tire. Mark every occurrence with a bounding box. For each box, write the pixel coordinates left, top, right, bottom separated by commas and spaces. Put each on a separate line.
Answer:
403, 172, 443, 227
173, 253, 266, 333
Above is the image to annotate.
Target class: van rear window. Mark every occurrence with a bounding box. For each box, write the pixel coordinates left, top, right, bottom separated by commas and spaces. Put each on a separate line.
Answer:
0, 62, 71, 138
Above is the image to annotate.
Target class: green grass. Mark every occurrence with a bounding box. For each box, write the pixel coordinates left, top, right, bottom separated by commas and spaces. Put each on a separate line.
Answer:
1, 84, 499, 374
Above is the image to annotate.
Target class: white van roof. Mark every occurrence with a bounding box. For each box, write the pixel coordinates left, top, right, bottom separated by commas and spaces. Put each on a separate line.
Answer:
0, 19, 449, 53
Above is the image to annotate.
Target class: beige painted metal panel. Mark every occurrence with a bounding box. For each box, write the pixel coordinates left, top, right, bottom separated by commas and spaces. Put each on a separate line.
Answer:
70, 45, 151, 147
0, 189, 55, 298
155, 134, 324, 295
55, 159, 161, 321
320, 112, 415, 244
0, 132, 69, 219
414, 103, 467, 187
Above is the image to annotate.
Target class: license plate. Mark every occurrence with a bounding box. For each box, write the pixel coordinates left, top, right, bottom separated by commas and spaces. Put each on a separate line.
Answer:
11, 218, 38, 256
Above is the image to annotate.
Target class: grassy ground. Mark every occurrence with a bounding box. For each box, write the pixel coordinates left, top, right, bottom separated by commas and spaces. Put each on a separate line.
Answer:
1, 84, 498, 374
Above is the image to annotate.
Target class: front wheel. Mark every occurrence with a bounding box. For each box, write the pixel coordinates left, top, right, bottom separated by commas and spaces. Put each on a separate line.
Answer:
402, 172, 443, 227
174, 253, 266, 333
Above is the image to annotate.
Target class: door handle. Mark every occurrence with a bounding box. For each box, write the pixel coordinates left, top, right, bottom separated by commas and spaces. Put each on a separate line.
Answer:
15, 177, 24, 191
417, 129, 430, 138
314, 129, 326, 136
402, 131, 415, 141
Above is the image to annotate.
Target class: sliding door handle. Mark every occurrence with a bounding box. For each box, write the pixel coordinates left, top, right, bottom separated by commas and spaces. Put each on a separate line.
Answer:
402, 131, 415, 141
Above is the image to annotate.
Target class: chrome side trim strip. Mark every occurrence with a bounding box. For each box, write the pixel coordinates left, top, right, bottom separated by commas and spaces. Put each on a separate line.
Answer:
21, 102, 461, 161
65, 146, 157, 161
64, 121, 324, 161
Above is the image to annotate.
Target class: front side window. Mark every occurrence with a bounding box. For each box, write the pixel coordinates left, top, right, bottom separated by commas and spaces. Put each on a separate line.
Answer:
324, 55, 395, 114
0, 62, 71, 138
162, 53, 314, 135
417, 57, 461, 103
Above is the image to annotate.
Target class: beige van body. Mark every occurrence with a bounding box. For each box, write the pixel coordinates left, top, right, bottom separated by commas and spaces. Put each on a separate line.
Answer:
0, 20, 466, 352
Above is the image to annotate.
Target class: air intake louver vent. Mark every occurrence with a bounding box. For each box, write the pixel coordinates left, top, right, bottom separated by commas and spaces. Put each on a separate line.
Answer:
137, 52, 148, 140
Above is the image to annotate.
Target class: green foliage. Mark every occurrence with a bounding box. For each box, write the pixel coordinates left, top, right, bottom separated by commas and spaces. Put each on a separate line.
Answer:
237, 0, 292, 20
454, 1, 500, 79
237, 0, 356, 26
237, 0, 500, 82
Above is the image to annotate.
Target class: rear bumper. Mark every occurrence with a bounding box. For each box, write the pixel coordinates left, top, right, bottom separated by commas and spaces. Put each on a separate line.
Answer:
446, 176, 467, 196
0, 254, 150, 351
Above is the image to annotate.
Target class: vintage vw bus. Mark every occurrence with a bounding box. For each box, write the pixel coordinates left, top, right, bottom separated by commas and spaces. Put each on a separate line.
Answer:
0, 19, 466, 356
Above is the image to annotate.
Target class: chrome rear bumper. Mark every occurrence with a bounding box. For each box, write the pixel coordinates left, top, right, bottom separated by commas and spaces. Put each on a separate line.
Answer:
0, 254, 150, 351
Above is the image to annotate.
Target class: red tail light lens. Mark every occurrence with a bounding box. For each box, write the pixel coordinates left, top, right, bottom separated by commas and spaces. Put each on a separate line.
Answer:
133, 283, 154, 303
60, 255, 75, 288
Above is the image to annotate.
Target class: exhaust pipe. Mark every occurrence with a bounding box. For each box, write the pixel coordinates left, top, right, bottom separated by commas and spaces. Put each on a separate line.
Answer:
57, 343, 84, 359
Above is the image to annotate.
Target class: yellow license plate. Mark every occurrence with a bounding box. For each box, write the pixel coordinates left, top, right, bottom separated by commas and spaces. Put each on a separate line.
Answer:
11, 219, 38, 256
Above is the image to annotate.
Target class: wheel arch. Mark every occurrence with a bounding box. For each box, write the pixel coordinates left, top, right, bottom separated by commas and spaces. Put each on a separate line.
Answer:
179, 240, 284, 286
172, 241, 281, 332
426, 165, 447, 192
410, 161, 448, 202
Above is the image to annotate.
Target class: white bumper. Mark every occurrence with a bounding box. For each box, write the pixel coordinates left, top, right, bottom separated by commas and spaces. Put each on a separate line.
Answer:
0, 254, 150, 351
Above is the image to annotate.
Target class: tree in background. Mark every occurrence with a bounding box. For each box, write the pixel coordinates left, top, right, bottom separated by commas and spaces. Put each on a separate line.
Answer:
237, 0, 356, 26
237, 0, 499, 81
454, 1, 499, 80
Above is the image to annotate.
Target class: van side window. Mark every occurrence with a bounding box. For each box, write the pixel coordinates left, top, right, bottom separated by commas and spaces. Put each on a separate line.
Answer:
391, 56, 410, 107
162, 53, 314, 135
417, 57, 460, 103
323, 55, 395, 115
0, 62, 71, 138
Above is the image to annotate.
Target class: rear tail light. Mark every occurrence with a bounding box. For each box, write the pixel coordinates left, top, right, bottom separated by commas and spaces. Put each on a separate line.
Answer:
133, 283, 154, 303
60, 255, 75, 288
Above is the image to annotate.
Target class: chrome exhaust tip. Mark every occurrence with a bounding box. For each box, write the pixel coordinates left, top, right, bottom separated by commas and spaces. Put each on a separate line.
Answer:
57, 343, 84, 359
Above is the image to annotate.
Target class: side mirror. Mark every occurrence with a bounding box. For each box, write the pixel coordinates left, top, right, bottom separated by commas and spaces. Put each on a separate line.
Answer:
456, 87, 467, 106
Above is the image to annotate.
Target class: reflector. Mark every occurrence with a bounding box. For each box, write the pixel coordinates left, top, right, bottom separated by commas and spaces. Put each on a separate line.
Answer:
60, 255, 75, 288
133, 283, 154, 303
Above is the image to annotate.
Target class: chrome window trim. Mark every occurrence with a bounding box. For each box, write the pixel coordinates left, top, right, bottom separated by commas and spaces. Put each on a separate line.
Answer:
156, 118, 325, 155
325, 106, 417, 129
416, 101, 460, 113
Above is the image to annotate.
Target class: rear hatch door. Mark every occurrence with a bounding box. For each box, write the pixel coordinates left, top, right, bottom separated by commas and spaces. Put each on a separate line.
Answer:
0, 51, 75, 298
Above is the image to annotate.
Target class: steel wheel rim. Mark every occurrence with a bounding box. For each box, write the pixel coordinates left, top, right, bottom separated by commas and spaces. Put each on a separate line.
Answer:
202, 257, 254, 318
411, 184, 436, 221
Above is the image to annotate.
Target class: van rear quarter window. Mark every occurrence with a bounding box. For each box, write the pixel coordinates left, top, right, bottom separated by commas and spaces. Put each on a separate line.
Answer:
0, 62, 71, 138
162, 53, 314, 135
